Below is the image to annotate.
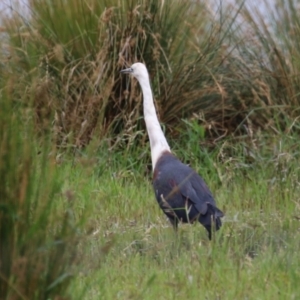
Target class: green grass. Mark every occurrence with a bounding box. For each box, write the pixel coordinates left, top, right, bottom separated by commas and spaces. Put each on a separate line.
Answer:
0, 92, 88, 299
57, 134, 300, 299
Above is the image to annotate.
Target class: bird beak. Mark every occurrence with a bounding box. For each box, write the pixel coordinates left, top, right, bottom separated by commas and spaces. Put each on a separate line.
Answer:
120, 67, 133, 74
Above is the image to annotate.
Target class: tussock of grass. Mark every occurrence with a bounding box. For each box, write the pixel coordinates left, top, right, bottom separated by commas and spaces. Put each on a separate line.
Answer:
3, 0, 210, 146
0, 90, 89, 299
2, 0, 300, 150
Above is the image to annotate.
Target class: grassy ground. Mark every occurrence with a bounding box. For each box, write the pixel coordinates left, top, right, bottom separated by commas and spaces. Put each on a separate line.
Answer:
60, 134, 300, 299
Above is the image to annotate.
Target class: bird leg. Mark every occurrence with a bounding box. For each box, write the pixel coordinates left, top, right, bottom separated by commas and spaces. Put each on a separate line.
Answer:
168, 216, 178, 231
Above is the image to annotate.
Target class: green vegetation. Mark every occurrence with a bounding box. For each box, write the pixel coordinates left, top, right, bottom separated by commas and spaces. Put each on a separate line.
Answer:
0, 86, 88, 298
66, 133, 300, 299
1, 0, 300, 299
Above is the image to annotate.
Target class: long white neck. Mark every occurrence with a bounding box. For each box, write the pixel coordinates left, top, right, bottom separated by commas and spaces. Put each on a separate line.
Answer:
137, 76, 171, 170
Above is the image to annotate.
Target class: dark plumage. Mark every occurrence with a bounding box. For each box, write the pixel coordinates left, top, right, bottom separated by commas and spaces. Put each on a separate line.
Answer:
153, 151, 223, 239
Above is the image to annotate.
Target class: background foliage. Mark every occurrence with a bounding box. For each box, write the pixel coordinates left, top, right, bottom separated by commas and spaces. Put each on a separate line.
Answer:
3, 0, 299, 151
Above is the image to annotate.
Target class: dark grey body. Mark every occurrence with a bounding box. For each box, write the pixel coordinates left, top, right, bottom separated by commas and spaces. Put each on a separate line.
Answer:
153, 151, 223, 239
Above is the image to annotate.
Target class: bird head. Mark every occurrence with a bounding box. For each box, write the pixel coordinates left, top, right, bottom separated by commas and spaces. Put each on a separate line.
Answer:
120, 63, 149, 82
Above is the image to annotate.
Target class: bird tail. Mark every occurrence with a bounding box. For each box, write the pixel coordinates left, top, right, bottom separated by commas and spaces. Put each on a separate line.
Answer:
199, 203, 224, 240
